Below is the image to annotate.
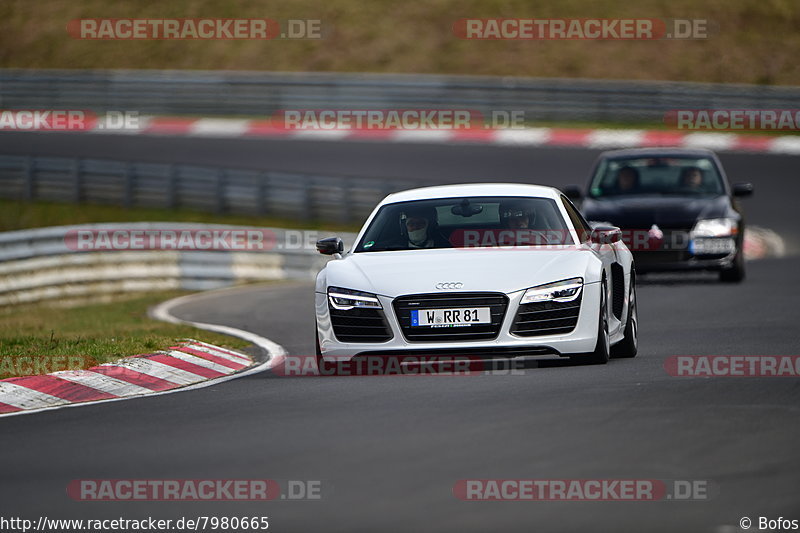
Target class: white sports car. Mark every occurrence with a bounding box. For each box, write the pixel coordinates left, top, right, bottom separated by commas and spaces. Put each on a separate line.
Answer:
314, 183, 637, 368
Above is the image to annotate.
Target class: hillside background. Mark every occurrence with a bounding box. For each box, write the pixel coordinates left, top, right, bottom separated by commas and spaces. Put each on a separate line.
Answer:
0, 0, 798, 85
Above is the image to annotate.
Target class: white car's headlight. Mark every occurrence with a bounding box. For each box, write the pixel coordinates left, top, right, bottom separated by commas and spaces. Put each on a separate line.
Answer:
691, 218, 738, 238
328, 287, 382, 310
520, 278, 583, 304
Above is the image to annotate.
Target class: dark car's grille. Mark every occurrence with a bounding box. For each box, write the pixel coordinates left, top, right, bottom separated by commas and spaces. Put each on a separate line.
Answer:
329, 307, 393, 343
511, 293, 582, 337
393, 293, 508, 342
634, 250, 691, 265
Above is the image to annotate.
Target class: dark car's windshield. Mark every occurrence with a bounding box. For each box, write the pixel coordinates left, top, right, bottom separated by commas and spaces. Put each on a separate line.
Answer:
354, 196, 574, 252
589, 156, 725, 198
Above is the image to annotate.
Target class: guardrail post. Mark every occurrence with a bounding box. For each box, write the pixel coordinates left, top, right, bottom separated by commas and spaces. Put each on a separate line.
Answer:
304, 175, 316, 222
216, 168, 226, 214
340, 177, 352, 225
72, 158, 82, 203
167, 164, 178, 208
24, 156, 36, 201
257, 173, 270, 215
123, 162, 134, 208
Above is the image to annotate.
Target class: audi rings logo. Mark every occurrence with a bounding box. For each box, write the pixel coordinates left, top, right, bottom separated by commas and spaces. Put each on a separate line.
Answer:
435, 282, 464, 290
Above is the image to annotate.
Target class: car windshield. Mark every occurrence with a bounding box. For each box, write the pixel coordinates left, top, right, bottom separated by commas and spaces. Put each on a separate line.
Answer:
588, 156, 725, 197
354, 196, 574, 252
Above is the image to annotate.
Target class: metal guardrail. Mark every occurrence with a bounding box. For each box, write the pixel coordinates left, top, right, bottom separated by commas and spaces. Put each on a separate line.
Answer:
0, 154, 420, 225
0, 222, 357, 305
1, 70, 799, 122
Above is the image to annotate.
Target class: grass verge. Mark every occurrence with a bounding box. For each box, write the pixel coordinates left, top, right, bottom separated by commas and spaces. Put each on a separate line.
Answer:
0, 291, 250, 379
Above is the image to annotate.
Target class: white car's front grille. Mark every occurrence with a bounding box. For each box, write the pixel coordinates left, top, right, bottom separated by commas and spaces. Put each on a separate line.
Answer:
392, 293, 508, 342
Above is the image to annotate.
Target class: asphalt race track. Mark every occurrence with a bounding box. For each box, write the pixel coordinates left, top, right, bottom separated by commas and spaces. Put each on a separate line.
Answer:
1, 133, 799, 532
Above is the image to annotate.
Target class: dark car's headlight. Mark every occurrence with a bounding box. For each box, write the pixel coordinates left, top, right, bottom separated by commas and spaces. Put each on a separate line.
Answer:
520, 278, 583, 304
328, 287, 382, 310
691, 218, 738, 238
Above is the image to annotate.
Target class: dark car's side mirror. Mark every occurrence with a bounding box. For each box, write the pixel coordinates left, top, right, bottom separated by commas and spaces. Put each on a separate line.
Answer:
316, 237, 344, 255
563, 185, 583, 201
590, 225, 622, 244
732, 182, 754, 197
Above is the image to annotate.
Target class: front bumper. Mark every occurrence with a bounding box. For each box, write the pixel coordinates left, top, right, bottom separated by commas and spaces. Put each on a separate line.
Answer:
633, 237, 739, 273
315, 284, 602, 359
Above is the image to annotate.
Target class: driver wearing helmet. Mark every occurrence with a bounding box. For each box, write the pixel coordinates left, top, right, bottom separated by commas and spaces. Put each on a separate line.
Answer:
400, 205, 449, 249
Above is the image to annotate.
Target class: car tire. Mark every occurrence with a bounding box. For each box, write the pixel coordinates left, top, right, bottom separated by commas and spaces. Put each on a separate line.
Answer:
719, 248, 745, 283
315, 326, 328, 375
573, 279, 610, 365
611, 275, 638, 359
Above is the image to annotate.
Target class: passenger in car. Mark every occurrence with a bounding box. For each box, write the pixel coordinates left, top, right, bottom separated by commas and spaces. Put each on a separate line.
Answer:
498, 200, 558, 245
500, 200, 534, 230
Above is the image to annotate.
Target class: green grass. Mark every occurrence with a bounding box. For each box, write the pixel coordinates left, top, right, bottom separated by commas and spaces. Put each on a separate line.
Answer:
0, 291, 250, 378
0, 0, 799, 85
0, 198, 361, 233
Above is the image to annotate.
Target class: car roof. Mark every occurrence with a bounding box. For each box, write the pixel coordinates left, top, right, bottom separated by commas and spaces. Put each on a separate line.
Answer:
381, 183, 562, 205
597, 147, 718, 159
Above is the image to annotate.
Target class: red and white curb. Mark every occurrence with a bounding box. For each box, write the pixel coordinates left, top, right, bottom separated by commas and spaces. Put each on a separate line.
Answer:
0, 289, 287, 418
0, 341, 248, 415
80, 116, 800, 155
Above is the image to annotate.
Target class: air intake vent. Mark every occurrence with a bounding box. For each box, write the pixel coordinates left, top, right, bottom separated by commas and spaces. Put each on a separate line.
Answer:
329, 307, 393, 343
511, 294, 582, 337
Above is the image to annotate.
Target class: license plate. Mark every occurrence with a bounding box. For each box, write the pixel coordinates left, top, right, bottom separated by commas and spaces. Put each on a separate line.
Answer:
690, 238, 736, 255
411, 307, 491, 327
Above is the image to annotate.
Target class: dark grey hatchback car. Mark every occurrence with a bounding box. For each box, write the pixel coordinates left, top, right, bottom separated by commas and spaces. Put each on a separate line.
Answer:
564, 147, 753, 282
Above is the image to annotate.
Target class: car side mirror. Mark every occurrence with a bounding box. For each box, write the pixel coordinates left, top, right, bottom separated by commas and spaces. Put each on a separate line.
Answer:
316, 237, 344, 256
590, 225, 622, 244
563, 185, 583, 201
732, 182, 754, 197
